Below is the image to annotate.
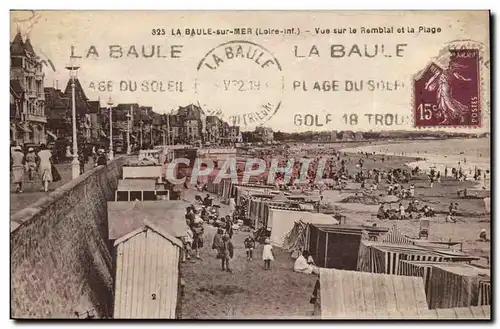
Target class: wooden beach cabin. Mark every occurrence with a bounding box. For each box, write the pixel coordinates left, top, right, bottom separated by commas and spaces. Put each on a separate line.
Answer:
113, 222, 183, 319
312, 268, 428, 319
308, 224, 389, 270
115, 179, 169, 201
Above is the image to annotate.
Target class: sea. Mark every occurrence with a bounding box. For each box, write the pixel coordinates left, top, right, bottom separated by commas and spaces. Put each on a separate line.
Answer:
341, 138, 491, 179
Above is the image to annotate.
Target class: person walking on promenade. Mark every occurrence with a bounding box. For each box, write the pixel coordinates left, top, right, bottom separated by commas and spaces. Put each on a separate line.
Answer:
262, 238, 274, 270
218, 234, 234, 272
37, 144, 53, 193
11, 145, 25, 193
25, 147, 37, 182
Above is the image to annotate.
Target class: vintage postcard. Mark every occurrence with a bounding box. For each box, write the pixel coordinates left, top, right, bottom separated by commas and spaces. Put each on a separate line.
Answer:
10, 10, 491, 320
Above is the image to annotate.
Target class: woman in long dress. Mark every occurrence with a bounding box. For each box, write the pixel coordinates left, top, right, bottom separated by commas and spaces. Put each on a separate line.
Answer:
11, 146, 25, 193
37, 144, 53, 192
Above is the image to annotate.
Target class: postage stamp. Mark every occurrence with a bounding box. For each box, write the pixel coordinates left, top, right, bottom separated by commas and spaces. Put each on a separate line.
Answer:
195, 40, 284, 129
413, 40, 487, 128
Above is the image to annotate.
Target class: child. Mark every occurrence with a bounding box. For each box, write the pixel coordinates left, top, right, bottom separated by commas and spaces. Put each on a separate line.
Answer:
244, 234, 256, 260
212, 228, 224, 253
218, 234, 234, 272
262, 238, 274, 270
182, 229, 193, 262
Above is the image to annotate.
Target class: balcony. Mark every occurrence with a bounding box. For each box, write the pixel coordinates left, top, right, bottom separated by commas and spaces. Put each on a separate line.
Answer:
26, 90, 37, 98
26, 113, 48, 124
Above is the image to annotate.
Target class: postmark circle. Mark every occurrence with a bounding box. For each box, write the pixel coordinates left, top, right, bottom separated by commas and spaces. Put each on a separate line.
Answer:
195, 40, 284, 129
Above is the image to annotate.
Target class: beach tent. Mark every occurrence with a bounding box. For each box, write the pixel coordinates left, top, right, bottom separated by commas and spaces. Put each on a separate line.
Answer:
268, 209, 338, 248
113, 221, 183, 319
107, 200, 190, 241
313, 268, 428, 319
427, 263, 490, 309
282, 220, 309, 258
379, 225, 414, 245
308, 224, 389, 270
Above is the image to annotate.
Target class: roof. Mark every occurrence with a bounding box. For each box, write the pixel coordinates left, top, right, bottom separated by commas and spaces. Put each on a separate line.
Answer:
10, 32, 25, 56
379, 225, 414, 244
113, 221, 183, 248
432, 263, 490, 278
24, 38, 35, 55
107, 200, 190, 240
117, 179, 157, 191
318, 268, 428, 319
312, 224, 390, 235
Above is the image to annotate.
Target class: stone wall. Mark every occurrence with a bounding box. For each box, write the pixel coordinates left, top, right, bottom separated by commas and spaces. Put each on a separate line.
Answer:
10, 157, 129, 318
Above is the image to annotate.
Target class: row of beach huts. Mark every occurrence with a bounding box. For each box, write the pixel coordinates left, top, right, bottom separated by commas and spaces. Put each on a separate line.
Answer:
204, 178, 492, 320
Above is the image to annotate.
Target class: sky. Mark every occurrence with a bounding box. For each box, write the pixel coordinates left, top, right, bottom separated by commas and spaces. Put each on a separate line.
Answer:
10, 10, 490, 133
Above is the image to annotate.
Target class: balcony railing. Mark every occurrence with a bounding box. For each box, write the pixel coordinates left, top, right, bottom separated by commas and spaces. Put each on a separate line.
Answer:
35, 72, 44, 80
26, 90, 37, 98
26, 113, 47, 123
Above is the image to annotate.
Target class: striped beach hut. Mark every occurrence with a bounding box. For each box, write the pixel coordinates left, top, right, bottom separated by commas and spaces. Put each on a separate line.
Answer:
427, 263, 490, 309
379, 225, 414, 245
313, 268, 428, 319
478, 280, 491, 306
397, 260, 476, 306
370, 243, 445, 275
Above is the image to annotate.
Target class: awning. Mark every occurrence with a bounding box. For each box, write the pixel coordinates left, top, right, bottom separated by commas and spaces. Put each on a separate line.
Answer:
47, 130, 57, 140
17, 124, 32, 133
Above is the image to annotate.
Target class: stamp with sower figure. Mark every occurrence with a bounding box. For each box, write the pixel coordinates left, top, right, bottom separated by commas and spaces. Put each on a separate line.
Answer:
413, 41, 487, 128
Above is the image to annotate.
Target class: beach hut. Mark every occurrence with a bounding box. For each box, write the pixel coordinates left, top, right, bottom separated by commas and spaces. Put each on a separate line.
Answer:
268, 209, 338, 248
115, 179, 169, 201
427, 263, 490, 309
113, 222, 183, 319
369, 243, 445, 275
107, 200, 190, 242
308, 225, 389, 270
312, 268, 428, 319
478, 280, 491, 306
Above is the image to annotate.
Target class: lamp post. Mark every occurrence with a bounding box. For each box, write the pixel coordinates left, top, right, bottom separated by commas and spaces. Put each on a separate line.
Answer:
65, 58, 80, 179
107, 96, 114, 160
126, 108, 131, 154
140, 121, 143, 149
